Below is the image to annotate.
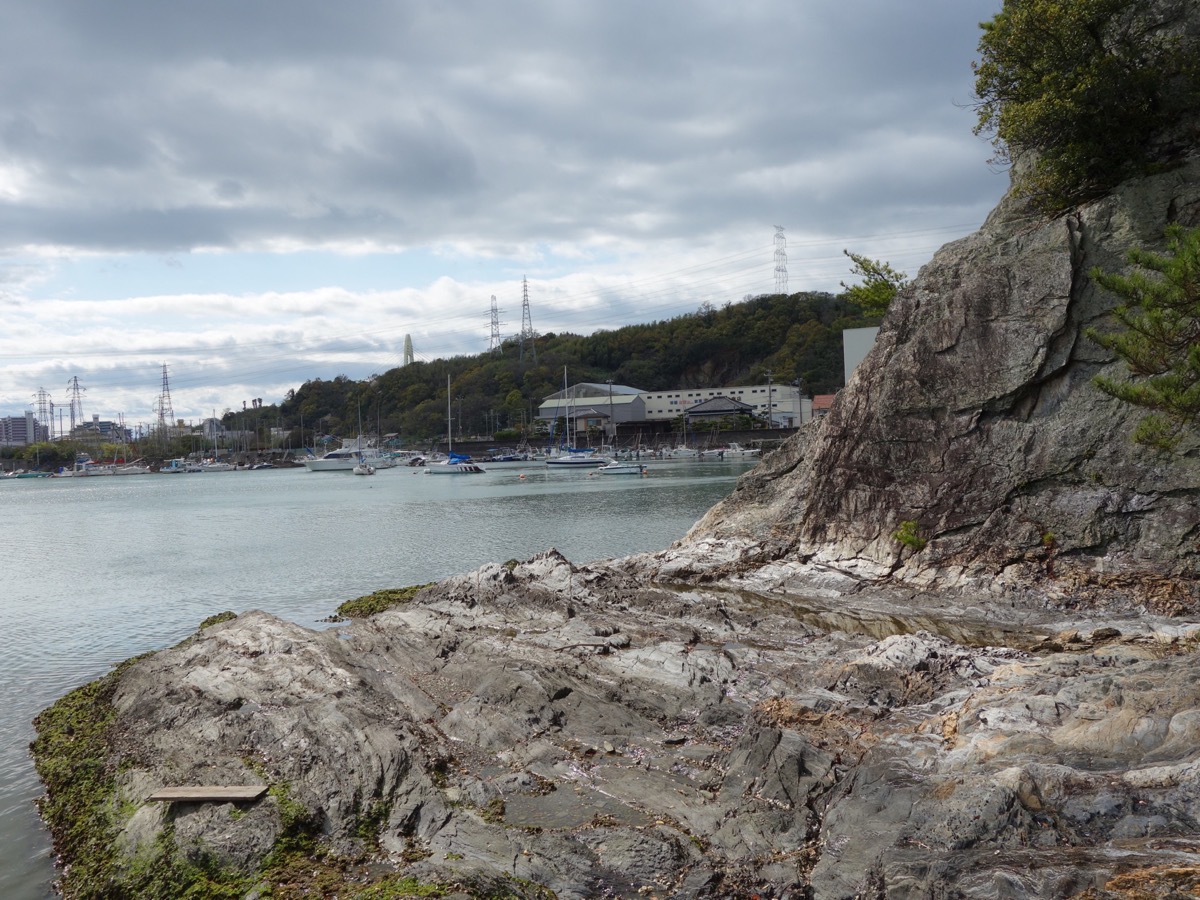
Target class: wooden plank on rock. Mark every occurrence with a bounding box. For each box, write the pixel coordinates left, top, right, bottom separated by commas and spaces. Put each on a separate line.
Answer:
147, 785, 267, 802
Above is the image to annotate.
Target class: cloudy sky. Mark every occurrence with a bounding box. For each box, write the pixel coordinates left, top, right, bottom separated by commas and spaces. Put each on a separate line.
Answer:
0, 0, 1006, 429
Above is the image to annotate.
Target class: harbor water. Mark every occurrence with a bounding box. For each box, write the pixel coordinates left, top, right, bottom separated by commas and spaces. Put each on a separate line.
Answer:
0, 458, 754, 899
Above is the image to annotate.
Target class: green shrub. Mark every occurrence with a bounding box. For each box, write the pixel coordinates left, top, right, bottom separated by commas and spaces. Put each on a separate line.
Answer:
892, 520, 927, 551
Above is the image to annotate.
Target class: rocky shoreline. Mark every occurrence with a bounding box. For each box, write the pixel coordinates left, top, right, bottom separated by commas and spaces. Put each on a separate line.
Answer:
31, 544, 1200, 899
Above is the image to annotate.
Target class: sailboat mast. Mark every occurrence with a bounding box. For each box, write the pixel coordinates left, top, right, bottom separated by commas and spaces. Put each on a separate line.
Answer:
447, 373, 452, 456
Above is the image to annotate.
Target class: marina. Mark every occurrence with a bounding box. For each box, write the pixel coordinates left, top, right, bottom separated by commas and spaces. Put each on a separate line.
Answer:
0, 457, 756, 900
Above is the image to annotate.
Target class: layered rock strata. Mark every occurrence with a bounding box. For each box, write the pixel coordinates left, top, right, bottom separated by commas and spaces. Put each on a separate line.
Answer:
71, 554, 1200, 898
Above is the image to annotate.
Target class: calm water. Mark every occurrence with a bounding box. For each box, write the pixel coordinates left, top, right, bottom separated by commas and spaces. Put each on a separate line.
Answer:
0, 459, 751, 899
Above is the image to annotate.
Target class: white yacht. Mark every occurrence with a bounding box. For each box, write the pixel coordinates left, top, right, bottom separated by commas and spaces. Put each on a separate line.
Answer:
303, 437, 397, 472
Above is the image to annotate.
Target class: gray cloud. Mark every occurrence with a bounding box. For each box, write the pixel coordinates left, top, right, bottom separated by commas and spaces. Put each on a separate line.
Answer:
0, 0, 1008, 422
0, 0, 1003, 255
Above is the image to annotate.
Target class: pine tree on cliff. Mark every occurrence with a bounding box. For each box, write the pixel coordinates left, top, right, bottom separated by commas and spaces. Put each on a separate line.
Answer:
1089, 225, 1200, 451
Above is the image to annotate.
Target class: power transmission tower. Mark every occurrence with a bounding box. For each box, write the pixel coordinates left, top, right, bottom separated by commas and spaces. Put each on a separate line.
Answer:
155, 363, 175, 432
774, 226, 788, 295
35, 387, 51, 440
519, 276, 537, 363
489, 295, 506, 354
403, 334, 414, 366
65, 376, 86, 435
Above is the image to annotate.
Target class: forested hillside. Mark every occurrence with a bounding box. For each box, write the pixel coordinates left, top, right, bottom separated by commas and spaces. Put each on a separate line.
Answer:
276, 291, 875, 443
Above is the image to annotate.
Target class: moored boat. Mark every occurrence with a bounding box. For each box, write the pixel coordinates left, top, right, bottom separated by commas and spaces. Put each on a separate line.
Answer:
598, 461, 648, 475
698, 442, 760, 459
303, 437, 397, 472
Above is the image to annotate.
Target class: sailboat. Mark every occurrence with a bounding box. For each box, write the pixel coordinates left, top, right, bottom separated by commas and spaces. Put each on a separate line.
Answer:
112, 415, 152, 474
425, 375, 486, 474
545, 367, 610, 468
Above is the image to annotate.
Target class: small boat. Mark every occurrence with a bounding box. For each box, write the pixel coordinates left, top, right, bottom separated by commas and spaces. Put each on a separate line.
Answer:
55, 456, 112, 476
598, 461, 648, 475
160, 458, 204, 473
698, 442, 761, 459
303, 437, 397, 472
201, 460, 236, 472
113, 459, 153, 475
352, 454, 376, 476
424, 376, 487, 475
545, 449, 610, 468
424, 451, 486, 475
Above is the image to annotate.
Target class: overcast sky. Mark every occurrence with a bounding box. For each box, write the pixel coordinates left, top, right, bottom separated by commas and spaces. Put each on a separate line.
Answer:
0, 0, 1006, 428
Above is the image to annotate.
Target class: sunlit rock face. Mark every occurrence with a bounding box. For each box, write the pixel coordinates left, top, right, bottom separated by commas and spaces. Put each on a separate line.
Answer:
674, 160, 1200, 615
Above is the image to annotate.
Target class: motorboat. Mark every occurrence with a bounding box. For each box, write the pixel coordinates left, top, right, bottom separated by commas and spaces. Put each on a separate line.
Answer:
424, 459, 486, 474
424, 451, 486, 475
545, 449, 610, 468
55, 456, 113, 476
698, 442, 761, 459
598, 461, 648, 475
160, 458, 204, 473
303, 437, 398, 472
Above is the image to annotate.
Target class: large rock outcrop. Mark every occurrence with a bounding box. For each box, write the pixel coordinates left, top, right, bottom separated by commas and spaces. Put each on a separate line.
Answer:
672, 160, 1200, 614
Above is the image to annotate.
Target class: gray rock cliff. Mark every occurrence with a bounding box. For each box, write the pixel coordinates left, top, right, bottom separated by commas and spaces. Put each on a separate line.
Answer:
674, 160, 1200, 616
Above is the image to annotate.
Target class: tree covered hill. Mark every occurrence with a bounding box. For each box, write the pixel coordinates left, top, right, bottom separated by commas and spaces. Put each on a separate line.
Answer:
278, 291, 876, 443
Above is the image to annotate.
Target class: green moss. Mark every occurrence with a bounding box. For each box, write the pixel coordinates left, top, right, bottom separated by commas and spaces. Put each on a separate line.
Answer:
123, 824, 251, 900
354, 796, 391, 843
198, 611, 238, 630
30, 653, 152, 898
350, 876, 448, 898
337, 584, 433, 618
479, 797, 506, 824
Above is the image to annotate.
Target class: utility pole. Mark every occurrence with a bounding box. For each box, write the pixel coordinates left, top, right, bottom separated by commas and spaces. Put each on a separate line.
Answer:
606, 379, 615, 442
764, 370, 773, 429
